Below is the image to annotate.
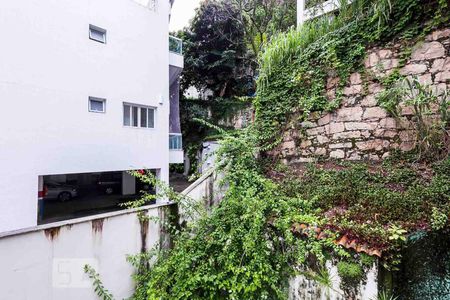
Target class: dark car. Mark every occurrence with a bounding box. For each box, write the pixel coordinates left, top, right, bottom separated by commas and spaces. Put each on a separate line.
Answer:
44, 181, 78, 202
97, 172, 122, 195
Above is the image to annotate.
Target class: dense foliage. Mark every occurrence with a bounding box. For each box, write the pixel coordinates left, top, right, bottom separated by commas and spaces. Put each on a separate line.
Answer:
179, 1, 250, 98
273, 156, 450, 265
146, 129, 347, 299
254, 0, 449, 147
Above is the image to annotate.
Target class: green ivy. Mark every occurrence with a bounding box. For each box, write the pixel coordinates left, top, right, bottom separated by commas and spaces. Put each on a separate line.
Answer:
254, 0, 449, 147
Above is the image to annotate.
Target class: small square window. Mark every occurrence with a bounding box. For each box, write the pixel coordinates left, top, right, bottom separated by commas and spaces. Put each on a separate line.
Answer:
89, 97, 106, 113
89, 25, 106, 43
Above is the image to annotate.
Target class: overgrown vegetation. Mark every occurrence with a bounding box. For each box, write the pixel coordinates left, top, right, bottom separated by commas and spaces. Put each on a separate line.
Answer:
255, 0, 449, 147
377, 77, 450, 161
86, 0, 450, 299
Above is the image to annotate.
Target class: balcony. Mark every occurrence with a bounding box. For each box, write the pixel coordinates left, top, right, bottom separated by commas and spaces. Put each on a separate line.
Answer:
169, 133, 183, 164
169, 36, 184, 68
169, 36, 183, 55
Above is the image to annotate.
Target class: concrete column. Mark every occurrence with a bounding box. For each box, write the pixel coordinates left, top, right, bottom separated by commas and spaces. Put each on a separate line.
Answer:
297, 0, 306, 27
37, 175, 44, 223
122, 171, 136, 195
155, 168, 170, 204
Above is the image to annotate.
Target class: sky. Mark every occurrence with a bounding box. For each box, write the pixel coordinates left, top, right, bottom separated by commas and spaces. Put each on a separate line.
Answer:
170, 0, 202, 32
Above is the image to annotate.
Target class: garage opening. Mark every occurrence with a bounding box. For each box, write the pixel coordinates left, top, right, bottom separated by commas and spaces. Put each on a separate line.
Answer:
37, 170, 156, 224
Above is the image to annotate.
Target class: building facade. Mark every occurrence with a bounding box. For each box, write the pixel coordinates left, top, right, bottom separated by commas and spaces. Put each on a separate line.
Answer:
0, 0, 183, 232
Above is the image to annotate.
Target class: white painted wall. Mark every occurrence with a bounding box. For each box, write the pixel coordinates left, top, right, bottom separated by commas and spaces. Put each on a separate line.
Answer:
0, 203, 172, 300
200, 141, 221, 173
0, 0, 173, 232
289, 261, 378, 300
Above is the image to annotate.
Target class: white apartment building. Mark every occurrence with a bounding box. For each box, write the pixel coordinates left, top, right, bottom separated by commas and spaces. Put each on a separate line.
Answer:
0, 0, 184, 233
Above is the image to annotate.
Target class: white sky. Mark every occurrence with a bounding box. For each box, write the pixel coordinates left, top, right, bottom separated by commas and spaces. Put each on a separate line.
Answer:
170, 0, 202, 32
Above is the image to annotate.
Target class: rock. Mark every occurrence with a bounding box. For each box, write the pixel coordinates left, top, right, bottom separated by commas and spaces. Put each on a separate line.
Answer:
356, 139, 384, 151
300, 140, 312, 148
379, 49, 393, 59
399, 130, 415, 142
380, 117, 397, 129
336, 107, 364, 122
430, 58, 445, 73
283, 140, 296, 149
333, 131, 362, 140
343, 85, 363, 96
418, 74, 432, 85
400, 105, 415, 116
327, 122, 345, 134
347, 151, 362, 160
317, 114, 331, 126
330, 150, 345, 159
329, 142, 353, 149
435, 71, 450, 83
380, 58, 399, 70
350, 73, 362, 85
400, 142, 415, 152
368, 83, 382, 94
301, 121, 316, 128
292, 157, 314, 163
431, 29, 450, 41
411, 41, 445, 61
315, 148, 327, 155
306, 126, 325, 135
364, 52, 379, 68
400, 64, 428, 75
343, 97, 358, 107
433, 83, 448, 96
382, 152, 391, 159
363, 107, 387, 119
316, 135, 329, 144
361, 95, 378, 107
368, 154, 380, 161
345, 122, 376, 131
327, 77, 340, 89
383, 130, 397, 138
326, 89, 336, 100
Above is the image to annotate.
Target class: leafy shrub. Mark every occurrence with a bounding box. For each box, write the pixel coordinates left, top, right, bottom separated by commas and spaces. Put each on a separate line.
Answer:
337, 261, 364, 284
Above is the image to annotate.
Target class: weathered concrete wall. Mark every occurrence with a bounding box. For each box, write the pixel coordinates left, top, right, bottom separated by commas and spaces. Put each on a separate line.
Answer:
289, 261, 378, 300
0, 203, 173, 300
274, 28, 450, 163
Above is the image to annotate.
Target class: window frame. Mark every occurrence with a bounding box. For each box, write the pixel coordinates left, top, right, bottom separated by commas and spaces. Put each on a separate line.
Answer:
123, 103, 156, 129
88, 97, 106, 113
89, 24, 107, 44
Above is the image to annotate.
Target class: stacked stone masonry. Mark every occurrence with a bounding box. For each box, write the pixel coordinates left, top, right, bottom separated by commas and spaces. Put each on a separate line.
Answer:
276, 28, 450, 163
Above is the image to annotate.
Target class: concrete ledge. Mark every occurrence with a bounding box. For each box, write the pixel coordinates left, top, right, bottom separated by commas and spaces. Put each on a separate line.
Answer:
181, 168, 215, 196
0, 201, 175, 239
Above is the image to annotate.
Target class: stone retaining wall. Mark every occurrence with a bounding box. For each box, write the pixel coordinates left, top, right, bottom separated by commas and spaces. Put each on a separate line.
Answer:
273, 28, 450, 163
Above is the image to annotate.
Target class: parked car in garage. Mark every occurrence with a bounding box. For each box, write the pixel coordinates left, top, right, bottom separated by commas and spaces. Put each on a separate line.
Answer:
97, 172, 122, 195
44, 181, 78, 202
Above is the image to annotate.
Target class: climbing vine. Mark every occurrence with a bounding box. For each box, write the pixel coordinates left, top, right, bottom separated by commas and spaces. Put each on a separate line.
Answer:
254, 0, 449, 147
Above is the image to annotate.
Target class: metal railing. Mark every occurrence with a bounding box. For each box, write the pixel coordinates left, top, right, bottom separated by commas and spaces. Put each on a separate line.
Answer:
297, 0, 352, 26
169, 36, 183, 55
169, 133, 183, 150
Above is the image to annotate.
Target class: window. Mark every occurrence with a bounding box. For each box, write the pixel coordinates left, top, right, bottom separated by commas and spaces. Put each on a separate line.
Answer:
169, 134, 182, 150
123, 103, 155, 128
89, 97, 106, 113
89, 25, 106, 43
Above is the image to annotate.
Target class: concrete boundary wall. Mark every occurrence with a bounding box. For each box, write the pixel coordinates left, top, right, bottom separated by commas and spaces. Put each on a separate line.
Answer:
0, 203, 174, 300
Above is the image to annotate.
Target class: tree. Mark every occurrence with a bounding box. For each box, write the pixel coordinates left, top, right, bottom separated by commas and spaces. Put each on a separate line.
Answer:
224, 0, 297, 59
180, 0, 251, 98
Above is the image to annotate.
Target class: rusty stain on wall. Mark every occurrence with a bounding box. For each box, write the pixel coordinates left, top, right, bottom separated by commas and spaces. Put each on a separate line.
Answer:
44, 227, 61, 241
92, 218, 104, 234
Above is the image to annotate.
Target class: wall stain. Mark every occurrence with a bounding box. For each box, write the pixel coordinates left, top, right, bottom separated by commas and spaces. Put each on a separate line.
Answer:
139, 217, 149, 253
44, 227, 61, 241
92, 219, 104, 234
